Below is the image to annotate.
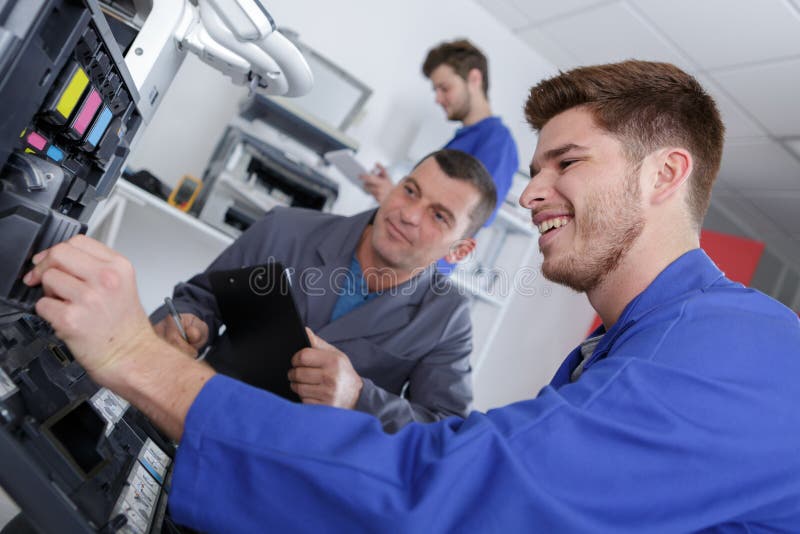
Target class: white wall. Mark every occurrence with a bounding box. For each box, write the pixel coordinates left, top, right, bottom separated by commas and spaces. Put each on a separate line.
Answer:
258, 0, 548, 168
126, 54, 248, 187
127, 0, 554, 202
473, 267, 596, 410
124, 0, 596, 410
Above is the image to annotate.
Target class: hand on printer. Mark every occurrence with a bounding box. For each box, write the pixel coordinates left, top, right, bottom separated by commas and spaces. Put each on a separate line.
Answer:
23, 236, 160, 383
23, 235, 215, 440
288, 328, 364, 409
153, 313, 209, 357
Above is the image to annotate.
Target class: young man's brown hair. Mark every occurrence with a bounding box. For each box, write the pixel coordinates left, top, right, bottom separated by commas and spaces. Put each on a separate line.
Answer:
422, 39, 489, 96
525, 60, 725, 229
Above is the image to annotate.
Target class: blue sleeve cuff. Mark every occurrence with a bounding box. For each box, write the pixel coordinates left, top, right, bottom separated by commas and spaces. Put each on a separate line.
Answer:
168, 374, 227, 526
169, 374, 252, 526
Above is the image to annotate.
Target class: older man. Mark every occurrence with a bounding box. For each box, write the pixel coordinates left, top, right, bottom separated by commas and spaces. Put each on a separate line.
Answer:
151, 148, 496, 432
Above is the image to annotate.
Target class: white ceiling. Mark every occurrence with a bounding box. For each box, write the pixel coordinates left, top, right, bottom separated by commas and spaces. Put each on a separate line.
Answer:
474, 0, 800, 269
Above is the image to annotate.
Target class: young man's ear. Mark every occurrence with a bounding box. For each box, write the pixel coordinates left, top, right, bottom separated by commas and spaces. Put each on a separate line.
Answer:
650, 148, 693, 205
445, 238, 477, 264
467, 68, 483, 92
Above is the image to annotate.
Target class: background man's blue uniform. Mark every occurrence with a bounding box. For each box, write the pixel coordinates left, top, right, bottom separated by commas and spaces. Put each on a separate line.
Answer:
445, 115, 518, 225
438, 116, 518, 274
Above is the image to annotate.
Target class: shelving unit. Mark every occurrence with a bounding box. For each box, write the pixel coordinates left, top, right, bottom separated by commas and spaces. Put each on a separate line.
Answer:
451, 202, 538, 374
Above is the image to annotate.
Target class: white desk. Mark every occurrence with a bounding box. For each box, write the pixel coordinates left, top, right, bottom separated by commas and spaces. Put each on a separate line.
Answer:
88, 179, 234, 314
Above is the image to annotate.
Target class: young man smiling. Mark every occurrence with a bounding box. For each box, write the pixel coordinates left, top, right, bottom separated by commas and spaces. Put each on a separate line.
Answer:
27, 61, 800, 531
527, 123, 647, 302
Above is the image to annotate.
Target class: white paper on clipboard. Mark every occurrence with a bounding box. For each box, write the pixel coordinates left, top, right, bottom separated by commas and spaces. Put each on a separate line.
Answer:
324, 149, 369, 189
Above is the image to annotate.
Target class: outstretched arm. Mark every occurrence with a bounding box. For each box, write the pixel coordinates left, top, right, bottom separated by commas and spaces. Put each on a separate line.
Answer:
23, 238, 793, 533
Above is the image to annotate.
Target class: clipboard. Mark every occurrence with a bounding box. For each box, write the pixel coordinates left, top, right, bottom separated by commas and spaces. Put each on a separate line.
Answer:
324, 148, 369, 189
208, 262, 309, 401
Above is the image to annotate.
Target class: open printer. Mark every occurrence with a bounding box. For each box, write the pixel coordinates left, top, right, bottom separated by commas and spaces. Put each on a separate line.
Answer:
0, 1, 312, 531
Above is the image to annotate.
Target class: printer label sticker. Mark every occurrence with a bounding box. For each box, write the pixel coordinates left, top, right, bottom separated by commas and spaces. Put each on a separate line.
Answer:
0, 368, 18, 400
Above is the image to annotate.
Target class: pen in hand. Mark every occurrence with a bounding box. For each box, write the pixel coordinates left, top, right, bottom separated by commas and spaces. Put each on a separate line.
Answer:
164, 297, 189, 343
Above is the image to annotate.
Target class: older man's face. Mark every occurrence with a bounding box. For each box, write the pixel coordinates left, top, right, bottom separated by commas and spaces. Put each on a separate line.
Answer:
370, 156, 480, 272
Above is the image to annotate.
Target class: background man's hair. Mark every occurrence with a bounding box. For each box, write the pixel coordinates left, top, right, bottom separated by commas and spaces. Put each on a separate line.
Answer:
415, 149, 496, 236
422, 39, 490, 96
525, 60, 725, 228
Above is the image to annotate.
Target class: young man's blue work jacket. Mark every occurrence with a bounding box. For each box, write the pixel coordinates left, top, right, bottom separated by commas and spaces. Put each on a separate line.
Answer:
169, 249, 800, 533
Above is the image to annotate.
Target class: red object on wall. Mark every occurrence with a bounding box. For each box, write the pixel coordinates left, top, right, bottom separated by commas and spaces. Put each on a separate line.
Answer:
699, 229, 765, 286
585, 229, 765, 335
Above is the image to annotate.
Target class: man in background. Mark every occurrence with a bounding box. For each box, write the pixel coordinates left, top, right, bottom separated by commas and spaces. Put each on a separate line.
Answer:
361, 39, 518, 229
